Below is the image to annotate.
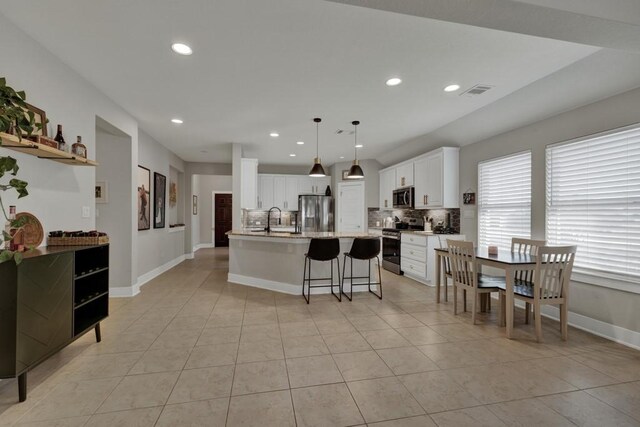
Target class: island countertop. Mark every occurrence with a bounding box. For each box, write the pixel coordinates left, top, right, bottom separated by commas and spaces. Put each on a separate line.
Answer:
227, 229, 377, 239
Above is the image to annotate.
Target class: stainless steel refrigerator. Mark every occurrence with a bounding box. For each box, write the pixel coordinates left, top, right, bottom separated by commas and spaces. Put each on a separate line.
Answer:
298, 195, 334, 232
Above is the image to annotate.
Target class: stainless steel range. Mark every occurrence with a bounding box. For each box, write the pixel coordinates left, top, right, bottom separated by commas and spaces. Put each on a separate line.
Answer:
382, 228, 403, 275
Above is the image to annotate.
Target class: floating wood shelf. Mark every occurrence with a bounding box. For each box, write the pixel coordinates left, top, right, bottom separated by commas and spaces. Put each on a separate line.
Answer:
0, 132, 98, 166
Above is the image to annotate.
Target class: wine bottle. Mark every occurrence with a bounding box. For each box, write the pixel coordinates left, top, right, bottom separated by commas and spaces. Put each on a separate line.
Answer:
54, 124, 66, 151
4, 205, 16, 250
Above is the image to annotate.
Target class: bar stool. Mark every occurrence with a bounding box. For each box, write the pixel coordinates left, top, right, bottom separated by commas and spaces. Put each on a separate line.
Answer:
341, 237, 382, 301
302, 238, 341, 304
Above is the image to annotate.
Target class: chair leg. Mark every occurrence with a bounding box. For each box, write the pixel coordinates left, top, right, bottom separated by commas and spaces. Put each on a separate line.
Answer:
560, 303, 568, 341
336, 258, 342, 301
330, 257, 341, 302
525, 302, 531, 324
369, 257, 382, 299
499, 292, 506, 327
302, 257, 309, 304
487, 295, 492, 311
377, 256, 382, 299
471, 290, 478, 325
350, 256, 354, 302
453, 284, 458, 315
534, 303, 543, 342
444, 276, 448, 302
463, 289, 467, 312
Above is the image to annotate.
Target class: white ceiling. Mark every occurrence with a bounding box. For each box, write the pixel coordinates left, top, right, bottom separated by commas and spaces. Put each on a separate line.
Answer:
1, 0, 636, 167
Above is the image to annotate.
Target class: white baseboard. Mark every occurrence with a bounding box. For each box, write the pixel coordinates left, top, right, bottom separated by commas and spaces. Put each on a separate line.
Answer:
227, 273, 377, 296
110, 284, 140, 298
185, 252, 194, 259
504, 298, 640, 350
193, 243, 215, 252
110, 254, 187, 298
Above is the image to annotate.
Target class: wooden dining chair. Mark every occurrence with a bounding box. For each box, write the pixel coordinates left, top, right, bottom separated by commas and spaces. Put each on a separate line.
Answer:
511, 237, 546, 324
510, 245, 577, 342
447, 240, 505, 325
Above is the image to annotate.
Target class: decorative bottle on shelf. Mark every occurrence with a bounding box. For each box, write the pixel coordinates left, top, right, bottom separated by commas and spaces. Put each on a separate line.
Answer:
54, 124, 66, 151
72, 136, 87, 158
325, 185, 332, 196
4, 205, 16, 250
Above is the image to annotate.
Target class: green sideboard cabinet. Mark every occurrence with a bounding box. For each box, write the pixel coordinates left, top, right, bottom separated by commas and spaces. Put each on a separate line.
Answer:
0, 244, 109, 402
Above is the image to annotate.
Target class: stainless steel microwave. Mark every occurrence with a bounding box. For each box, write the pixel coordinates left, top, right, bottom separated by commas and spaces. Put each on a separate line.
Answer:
393, 187, 414, 209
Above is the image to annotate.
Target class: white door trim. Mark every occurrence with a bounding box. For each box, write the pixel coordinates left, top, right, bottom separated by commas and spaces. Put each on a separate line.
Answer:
212, 191, 233, 247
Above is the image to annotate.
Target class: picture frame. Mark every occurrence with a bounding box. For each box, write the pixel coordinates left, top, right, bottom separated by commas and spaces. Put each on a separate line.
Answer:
95, 181, 108, 204
154, 172, 166, 229
342, 169, 350, 180
193, 195, 198, 215
463, 192, 476, 205
25, 103, 48, 137
137, 166, 151, 230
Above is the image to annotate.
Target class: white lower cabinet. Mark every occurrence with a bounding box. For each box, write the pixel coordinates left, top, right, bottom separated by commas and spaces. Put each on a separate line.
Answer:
400, 233, 465, 284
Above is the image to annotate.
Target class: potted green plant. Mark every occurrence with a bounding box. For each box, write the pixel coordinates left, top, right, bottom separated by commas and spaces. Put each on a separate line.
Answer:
0, 77, 41, 263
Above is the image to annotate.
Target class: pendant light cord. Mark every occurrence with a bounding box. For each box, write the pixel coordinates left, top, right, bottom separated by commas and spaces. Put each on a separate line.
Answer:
354, 123, 357, 161
316, 121, 319, 158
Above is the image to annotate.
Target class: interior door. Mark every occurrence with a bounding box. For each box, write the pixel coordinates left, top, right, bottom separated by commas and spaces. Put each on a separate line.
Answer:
337, 181, 365, 232
214, 193, 233, 247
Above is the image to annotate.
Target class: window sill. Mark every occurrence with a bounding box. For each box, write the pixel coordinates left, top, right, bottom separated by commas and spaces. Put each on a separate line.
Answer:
571, 272, 640, 295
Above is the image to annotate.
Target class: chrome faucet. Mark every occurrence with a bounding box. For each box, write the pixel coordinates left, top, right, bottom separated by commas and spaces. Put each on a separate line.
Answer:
266, 207, 282, 232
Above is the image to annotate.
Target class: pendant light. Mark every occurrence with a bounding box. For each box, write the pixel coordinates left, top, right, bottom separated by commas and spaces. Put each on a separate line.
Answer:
309, 117, 326, 177
347, 120, 364, 179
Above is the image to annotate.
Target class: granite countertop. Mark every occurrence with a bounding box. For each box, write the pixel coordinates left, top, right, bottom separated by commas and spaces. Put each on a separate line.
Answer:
227, 229, 377, 239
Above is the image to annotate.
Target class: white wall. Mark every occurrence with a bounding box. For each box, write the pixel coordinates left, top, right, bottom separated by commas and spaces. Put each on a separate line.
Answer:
96, 127, 132, 289
197, 175, 233, 245
459, 86, 640, 333
137, 130, 186, 277
0, 13, 140, 289
330, 159, 382, 208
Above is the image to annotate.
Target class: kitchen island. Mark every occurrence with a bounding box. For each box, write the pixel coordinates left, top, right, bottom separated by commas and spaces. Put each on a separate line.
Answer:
227, 229, 380, 295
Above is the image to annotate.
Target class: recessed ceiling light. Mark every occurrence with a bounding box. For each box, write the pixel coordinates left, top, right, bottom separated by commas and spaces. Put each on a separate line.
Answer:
171, 43, 193, 55
289, 153, 296, 157
270, 132, 279, 137
386, 77, 402, 86
340, 156, 344, 159
444, 84, 461, 92
296, 141, 304, 145
171, 118, 183, 124
355, 144, 363, 148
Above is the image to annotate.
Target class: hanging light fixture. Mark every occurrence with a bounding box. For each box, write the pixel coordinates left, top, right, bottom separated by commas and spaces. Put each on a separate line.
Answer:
347, 120, 364, 179
309, 117, 326, 177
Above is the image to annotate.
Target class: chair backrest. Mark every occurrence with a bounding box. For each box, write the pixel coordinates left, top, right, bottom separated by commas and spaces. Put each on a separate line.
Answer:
533, 245, 577, 300
349, 237, 381, 260
307, 238, 341, 261
447, 240, 477, 289
511, 237, 546, 282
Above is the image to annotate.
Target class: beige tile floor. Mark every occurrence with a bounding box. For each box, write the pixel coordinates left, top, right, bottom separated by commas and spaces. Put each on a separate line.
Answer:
1, 248, 640, 426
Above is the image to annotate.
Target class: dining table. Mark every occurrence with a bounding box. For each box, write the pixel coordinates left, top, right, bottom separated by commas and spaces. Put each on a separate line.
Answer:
434, 247, 538, 339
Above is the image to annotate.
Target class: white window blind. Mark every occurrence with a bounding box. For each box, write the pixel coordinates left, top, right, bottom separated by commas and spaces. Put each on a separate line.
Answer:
546, 125, 640, 285
478, 151, 532, 250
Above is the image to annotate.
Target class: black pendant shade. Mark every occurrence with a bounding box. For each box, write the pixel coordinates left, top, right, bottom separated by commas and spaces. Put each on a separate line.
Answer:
309, 117, 326, 177
346, 120, 364, 179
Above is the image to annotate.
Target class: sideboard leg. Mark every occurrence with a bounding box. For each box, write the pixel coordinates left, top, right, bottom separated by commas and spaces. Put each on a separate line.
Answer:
94, 323, 102, 343
18, 372, 27, 402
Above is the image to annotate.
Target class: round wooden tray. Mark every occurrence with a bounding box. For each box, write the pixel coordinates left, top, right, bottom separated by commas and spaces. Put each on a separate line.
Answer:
15, 212, 44, 248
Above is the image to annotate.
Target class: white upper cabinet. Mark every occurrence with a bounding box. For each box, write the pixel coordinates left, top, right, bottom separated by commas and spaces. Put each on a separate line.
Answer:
395, 162, 414, 188
414, 147, 459, 209
258, 174, 330, 211
378, 168, 396, 209
285, 176, 299, 210
258, 175, 274, 210
240, 158, 259, 209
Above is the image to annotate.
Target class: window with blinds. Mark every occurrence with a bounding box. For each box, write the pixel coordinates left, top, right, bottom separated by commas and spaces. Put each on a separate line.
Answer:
546, 124, 640, 285
478, 151, 532, 250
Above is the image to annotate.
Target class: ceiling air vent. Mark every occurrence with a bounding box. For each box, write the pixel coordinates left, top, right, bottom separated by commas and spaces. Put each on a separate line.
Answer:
335, 129, 355, 135
335, 129, 344, 134
461, 84, 493, 96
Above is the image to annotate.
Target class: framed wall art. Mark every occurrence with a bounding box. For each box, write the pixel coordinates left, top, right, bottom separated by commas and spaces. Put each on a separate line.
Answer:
95, 181, 108, 203
138, 166, 151, 230
154, 172, 166, 229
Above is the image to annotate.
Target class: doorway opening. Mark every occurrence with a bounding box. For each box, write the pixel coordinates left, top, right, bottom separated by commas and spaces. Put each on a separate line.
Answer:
214, 192, 232, 247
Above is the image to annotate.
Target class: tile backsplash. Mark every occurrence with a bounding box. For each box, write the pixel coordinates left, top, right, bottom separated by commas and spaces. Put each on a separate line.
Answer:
243, 210, 297, 227
368, 208, 460, 232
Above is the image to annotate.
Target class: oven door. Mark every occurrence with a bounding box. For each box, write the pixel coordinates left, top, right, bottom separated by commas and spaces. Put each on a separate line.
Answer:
382, 235, 403, 275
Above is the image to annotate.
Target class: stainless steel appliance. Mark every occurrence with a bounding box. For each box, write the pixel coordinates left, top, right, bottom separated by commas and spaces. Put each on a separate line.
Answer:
392, 187, 414, 209
382, 228, 402, 275
298, 195, 334, 232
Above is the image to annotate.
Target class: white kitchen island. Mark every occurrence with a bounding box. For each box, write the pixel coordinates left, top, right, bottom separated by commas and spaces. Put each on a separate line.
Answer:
227, 230, 381, 295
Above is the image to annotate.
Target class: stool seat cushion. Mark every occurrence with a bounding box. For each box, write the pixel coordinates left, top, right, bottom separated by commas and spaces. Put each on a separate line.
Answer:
307, 238, 341, 261
347, 237, 381, 260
